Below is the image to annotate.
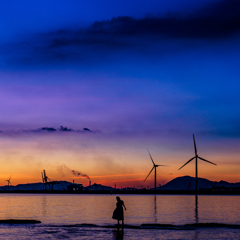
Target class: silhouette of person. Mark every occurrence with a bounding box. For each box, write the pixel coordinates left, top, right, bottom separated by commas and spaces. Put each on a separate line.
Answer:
112, 196, 126, 228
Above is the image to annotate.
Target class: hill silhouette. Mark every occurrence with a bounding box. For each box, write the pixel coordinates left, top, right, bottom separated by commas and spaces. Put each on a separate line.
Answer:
1, 176, 240, 191
161, 176, 240, 190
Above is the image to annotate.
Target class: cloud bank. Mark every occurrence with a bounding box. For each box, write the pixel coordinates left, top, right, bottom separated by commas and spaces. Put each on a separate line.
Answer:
0, 126, 98, 135
2, 0, 240, 68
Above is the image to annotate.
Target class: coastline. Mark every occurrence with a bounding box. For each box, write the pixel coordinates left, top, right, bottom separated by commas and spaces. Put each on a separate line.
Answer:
1, 189, 240, 195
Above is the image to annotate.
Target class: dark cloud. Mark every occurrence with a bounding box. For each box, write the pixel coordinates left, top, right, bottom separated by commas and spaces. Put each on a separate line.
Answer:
3, 0, 240, 67
0, 126, 100, 135
88, 0, 240, 40
48, 0, 240, 45
59, 126, 73, 131
41, 127, 57, 132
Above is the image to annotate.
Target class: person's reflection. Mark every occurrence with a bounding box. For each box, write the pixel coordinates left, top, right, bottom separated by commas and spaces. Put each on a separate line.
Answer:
154, 195, 157, 223
112, 229, 124, 240
195, 195, 199, 223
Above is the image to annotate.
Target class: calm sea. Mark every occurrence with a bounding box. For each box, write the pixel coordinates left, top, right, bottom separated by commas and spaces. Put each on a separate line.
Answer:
0, 194, 240, 239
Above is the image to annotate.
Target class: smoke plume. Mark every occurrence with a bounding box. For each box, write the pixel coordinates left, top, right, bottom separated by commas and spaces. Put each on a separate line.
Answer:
71, 170, 90, 179
57, 164, 90, 180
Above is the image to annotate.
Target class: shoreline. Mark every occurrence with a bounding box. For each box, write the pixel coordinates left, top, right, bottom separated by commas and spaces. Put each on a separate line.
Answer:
1, 189, 240, 195
1, 221, 240, 230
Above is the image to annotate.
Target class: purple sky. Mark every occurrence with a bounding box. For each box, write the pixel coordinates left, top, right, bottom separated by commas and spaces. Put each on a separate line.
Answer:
0, 0, 240, 186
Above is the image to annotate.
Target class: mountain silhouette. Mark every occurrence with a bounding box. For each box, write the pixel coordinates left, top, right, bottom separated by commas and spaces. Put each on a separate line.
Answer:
1, 176, 240, 191
161, 176, 240, 190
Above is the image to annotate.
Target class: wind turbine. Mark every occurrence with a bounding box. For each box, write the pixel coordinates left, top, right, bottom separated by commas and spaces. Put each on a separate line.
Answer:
143, 149, 166, 191
5, 175, 11, 191
178, 134, 217, 191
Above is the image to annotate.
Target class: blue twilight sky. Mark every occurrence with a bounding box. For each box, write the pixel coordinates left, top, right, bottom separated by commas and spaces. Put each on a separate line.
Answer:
0, 0, 240, 186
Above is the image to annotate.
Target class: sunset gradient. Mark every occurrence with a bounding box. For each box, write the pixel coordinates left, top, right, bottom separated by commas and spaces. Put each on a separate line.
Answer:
0, 0, 240, 188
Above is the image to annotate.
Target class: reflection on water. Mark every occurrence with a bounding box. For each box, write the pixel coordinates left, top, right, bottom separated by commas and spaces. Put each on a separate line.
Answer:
194, 196, 199, 240
42, 194, 47, 217
112, 228, 124, 240
154, 195, 157, 223
1, 224, 240, 240
195, 195, 198, 223
194, 230, 199, 240
151, 194, 199, 225
0, 194, 240, 226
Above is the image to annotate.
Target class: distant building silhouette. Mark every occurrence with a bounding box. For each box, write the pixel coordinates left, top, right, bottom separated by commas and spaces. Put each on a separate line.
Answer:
67, 183, 83, 191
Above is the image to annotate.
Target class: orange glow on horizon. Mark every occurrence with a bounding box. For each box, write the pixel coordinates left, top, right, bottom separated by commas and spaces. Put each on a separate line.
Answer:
88, 173, 146, 178
1, 135, 240, 188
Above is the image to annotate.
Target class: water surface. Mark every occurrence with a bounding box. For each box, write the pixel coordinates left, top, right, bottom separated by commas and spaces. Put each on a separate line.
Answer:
0, 194, 240, 239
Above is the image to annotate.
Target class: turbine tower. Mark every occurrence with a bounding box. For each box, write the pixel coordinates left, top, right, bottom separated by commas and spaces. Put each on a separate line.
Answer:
143, 149, 166, 191
178, 134, 217, 191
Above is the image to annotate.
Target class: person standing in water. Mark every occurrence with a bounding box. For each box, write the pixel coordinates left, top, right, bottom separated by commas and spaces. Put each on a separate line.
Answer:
112, 196, 126, 227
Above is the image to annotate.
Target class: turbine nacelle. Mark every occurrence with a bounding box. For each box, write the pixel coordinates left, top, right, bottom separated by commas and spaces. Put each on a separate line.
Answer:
143, 149, 167, 191
178, 134, 217, 191
178, 134, 217, 170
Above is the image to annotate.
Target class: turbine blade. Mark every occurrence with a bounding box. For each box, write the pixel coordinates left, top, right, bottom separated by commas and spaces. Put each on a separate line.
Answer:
143, 166, 155, 182
198, 156, 217, 166
178, 157, 195, 170
193, 134, 197, 155
147, 149, 155, 165
155, 165, 168, 167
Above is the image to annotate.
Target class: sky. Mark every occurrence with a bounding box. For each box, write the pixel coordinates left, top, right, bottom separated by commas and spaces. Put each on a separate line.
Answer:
0, 0, 240, 188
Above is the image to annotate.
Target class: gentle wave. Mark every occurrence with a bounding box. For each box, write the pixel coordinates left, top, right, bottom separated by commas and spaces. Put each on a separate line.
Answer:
1, 219, 240, 230
40, 223, 240, 230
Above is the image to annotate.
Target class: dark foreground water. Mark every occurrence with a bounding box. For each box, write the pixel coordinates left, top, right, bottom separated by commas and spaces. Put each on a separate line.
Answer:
0, 194, 240, 239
